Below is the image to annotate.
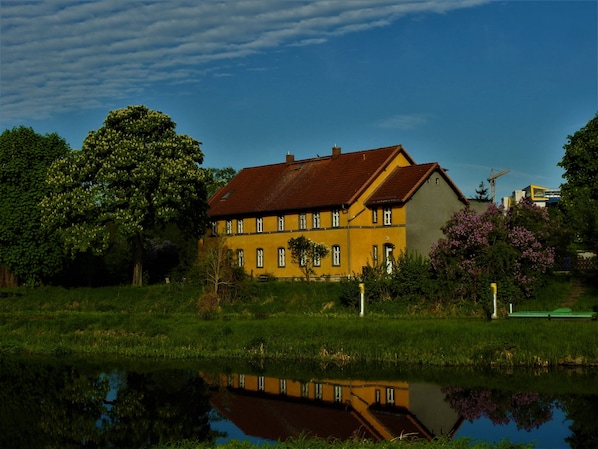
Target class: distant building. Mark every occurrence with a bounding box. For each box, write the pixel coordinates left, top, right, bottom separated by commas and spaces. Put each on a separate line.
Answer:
502, 184, 561, 210
207, 145, 468, 280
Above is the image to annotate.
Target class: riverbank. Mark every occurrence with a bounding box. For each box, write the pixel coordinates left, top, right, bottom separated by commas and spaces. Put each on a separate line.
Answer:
1, 280, 597, 367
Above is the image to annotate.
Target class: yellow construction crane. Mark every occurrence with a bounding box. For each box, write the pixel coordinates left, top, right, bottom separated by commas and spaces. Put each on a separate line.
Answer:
487, 168, 510, 204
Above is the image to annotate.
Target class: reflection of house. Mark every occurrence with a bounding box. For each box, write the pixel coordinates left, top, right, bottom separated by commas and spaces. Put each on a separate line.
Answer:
201, 372, 463, 442
207, 145, 468, 279
502, 185, 561, 210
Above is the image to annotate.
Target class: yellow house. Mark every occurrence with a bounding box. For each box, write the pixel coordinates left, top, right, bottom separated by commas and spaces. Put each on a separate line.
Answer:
207, 145, 468, 280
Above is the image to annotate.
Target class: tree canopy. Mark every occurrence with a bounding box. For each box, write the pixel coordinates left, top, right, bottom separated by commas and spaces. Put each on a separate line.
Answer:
558, 111, 598, 255
41, 105, 209, 286
0, 126, 69, 286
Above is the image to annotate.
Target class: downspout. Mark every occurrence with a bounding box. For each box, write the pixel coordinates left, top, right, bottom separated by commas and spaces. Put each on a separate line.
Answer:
346, 207, 366, 278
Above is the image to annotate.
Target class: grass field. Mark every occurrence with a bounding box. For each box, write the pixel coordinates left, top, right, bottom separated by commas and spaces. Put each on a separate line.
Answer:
1, 274, 597, 366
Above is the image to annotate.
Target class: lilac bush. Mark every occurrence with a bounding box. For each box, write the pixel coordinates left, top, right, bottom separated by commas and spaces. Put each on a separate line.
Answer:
430, 199, 555, 303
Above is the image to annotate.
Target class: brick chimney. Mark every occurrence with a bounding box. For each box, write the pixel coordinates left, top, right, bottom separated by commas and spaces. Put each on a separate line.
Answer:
286, 152, 295, 164
332, 146, 341, 159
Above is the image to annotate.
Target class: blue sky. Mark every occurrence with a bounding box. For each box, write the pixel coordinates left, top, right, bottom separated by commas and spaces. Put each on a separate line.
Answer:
1, 0, 596, 201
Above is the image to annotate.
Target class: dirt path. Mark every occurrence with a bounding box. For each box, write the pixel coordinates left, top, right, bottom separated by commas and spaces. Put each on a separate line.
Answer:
561, 277, 586, 308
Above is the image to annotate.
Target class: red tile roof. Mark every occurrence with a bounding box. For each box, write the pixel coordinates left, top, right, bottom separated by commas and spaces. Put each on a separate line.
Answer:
365, 163, 468, 206
207, 144, 466, 217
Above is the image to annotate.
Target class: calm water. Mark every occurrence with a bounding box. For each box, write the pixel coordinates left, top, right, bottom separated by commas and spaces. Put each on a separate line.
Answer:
1, 356, 596, 449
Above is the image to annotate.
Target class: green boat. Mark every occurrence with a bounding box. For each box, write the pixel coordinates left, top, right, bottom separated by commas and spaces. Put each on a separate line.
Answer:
508, 307, 597, 320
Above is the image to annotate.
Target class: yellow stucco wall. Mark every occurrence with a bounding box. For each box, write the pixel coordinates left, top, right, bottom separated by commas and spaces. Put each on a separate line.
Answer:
209, 150, 412, 279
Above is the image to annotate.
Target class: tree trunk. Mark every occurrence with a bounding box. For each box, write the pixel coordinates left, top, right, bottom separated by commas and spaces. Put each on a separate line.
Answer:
132, 236, 144, 286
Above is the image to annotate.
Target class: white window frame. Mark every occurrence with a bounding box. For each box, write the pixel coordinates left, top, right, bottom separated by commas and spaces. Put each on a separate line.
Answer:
278, 215, 285, 231
256, 248, 264, 268
315, 383, 323, 400
383, 207, 392, 226
278, 247, 286, 267
372, 208, 378, 224
237, 249, 244, 267
226, 219, 233, 235
313, 252, 321, 267
211, 221, 218, 235
386, 388, 395, 405
332, 245, 341, 266
334, 385, 343, 403
237, 219, 244, 234
256, 217, 263, 233
299, 213, 307, 230
372, 245, 378, 263
312, 211, 320, 229
332, 209, 340, 227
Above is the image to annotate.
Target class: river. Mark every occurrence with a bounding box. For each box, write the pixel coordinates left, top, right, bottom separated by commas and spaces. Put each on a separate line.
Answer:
0, 356, 596, 448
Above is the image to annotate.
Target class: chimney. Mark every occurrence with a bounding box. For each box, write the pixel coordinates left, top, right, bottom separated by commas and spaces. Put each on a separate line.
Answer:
332, 145, 341, 159
286, 152, 295, 164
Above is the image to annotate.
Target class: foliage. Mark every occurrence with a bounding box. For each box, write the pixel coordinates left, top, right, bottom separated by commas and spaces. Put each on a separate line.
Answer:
430, 201, 555, 304
558, 111, 598, 259
474, 181, 490, 201
204, 166, 237, 198
40, 105, 209, 285
0, 126, 70, 286
287, 235, 330, 281
339, 251, 436, 309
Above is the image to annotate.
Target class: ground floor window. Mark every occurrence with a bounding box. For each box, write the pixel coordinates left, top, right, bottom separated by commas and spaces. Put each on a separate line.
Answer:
256, 248, 264, 268
332, 245, 341, 266
278, 247, 286, 267
237, 249, 244, 267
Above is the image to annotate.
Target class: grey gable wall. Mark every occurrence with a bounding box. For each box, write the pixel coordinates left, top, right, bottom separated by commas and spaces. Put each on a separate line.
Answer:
405, 171, 466, 256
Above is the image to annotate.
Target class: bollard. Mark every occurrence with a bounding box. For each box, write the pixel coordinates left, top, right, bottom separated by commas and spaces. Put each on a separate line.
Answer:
359, 283, 365, 317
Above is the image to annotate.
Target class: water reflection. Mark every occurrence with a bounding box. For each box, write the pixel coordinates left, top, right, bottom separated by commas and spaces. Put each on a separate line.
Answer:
1, 357, 597, 448
202, 371, 462, 442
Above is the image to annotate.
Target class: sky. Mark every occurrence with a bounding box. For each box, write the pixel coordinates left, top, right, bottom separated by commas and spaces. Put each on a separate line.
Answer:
1, 0, 596, 201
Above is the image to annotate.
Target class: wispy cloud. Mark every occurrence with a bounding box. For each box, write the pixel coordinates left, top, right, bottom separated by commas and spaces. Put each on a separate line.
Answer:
377, 113, 430, 130
0, 0, 489, 121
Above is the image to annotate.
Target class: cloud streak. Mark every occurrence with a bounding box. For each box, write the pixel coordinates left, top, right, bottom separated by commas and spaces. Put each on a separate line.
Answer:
1, 0, 489, 120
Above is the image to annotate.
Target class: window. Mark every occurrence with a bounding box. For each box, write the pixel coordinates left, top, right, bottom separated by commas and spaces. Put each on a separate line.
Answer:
375, 389, 381, 404
256, 217, 263, 233
279, 379, 287, 395
332, 209, 340, 227
278, 215, 285, 231
239, 374, 245, 389
372, 208, 378, 224
332, 245, 341, 266
313, 252, 321, 267
256, 248, 264, 268
334, 385, 343, 403
258, 376, 265, 392
314, 383, 323, 400
237, 219, 244, 234
299, 251, 307, 267
312, 211, 320, 229
301, 383, 309, 398
237, 249, 244, 267
383, 207, 392, 226
278, 248, 286, 267
211, 221, 218, 235
299, 213, 307, 230
225, 220, 233, 235
386, 388, 395, 405
372, 245, 378, 263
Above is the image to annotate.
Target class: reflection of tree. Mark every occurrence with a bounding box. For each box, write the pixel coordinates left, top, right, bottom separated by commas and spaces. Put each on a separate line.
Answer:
442, 387, 553, 431
0, 358, 213, 448
560, 395, 598, 449
107, 369, 212, 446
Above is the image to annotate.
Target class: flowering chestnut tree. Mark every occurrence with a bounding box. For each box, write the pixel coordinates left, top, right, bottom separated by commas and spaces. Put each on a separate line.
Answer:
430, 199, 554, 303
41, 106, 209, 286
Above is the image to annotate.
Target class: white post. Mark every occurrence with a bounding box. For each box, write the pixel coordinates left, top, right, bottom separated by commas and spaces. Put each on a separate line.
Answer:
359, 283, 365, 317
491, 283, 498, 319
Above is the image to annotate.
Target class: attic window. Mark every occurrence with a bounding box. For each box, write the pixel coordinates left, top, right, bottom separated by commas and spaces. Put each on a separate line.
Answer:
221, 191, 232, 200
